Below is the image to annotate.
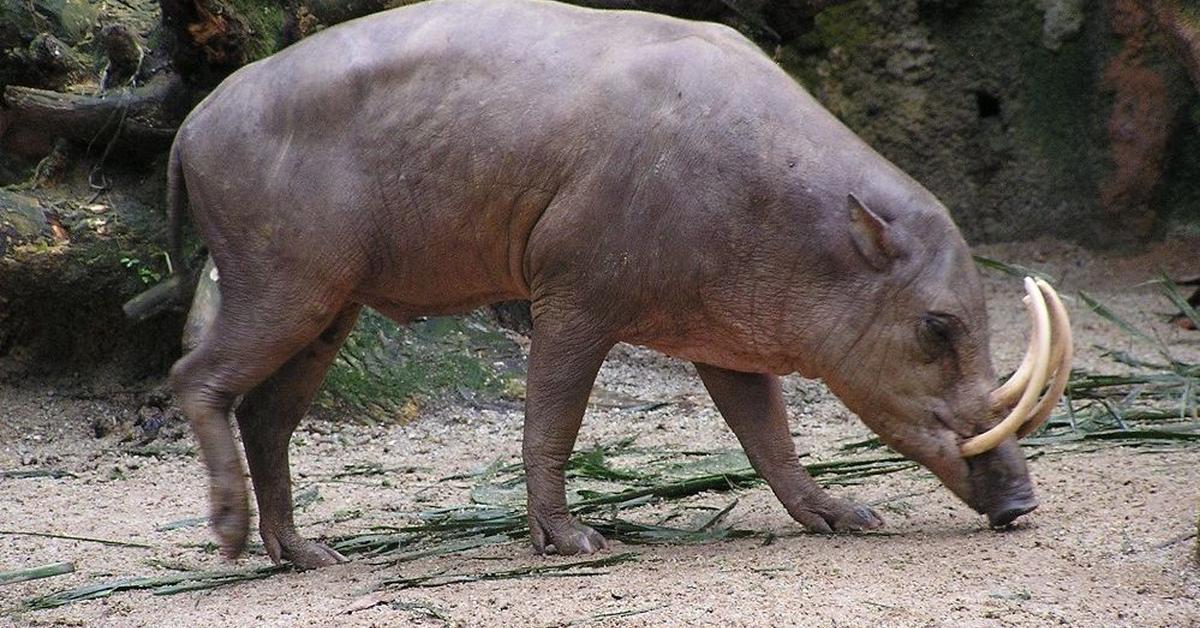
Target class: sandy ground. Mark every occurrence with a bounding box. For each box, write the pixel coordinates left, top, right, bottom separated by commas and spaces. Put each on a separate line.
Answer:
1, 239, 1199, 627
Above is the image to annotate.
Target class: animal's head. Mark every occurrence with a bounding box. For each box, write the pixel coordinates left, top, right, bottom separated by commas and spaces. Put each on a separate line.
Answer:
818, 193, 1072, 527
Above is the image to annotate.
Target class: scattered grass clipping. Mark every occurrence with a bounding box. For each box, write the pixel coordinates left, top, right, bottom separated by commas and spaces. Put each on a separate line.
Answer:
19, 288, 1200, 610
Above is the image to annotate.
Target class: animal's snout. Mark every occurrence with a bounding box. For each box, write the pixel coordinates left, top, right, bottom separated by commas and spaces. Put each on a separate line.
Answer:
965, 437, 1037, 528
985, 491, 1039, 528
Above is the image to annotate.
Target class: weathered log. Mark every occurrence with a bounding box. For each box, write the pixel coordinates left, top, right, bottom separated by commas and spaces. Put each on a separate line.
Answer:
160, 0, 286, 85
568, 0, 851, 16
0, 74, 188, 153
299, 0, 391, 26
122, 275, 185, 323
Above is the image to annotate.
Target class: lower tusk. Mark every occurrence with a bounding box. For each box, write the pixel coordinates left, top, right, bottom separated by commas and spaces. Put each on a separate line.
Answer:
962, 277, 1053, 457
1016, 279, 1074, 439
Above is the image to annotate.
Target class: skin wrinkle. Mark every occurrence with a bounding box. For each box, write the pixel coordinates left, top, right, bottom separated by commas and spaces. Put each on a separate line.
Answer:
817, 218, 922, 362
363, 147, 397, 281
819, 205, 995, 464
827, 280, 890, 377
856, 319, 903, 411
801, 285, 857, 375
520, 180, 564, 295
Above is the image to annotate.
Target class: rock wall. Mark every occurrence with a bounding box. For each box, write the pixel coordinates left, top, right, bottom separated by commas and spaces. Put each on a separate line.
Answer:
775, 0, 1200, 244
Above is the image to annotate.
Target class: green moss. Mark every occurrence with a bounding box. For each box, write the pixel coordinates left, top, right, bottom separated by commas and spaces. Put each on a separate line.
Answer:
55, 0, 98, 41
775, 46, 821, 91
812, 3, 879, 53
224, 0, 286, 62
777, 2, 888, 128
775, 0, 1133, 242
1181, 4, 1200, 26
0, 0, 100, 47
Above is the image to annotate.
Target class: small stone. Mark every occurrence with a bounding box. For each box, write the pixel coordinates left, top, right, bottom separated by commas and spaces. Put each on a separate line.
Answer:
1039, 0, 1086, 51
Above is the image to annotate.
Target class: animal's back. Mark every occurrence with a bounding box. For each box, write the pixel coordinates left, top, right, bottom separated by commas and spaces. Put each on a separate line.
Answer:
174, 0, 824, 318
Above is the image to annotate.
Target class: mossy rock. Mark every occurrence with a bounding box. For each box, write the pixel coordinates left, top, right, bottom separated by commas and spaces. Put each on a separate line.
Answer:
0, 0, 99, 48
223, 0, 287, 62
0, 189, 48, 244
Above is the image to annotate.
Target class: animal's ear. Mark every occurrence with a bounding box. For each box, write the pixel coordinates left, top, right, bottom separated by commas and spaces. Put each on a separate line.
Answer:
847, 193, 897, 270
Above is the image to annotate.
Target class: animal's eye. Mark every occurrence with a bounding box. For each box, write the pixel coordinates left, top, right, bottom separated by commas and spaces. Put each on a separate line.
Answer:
917, 312, 959, 361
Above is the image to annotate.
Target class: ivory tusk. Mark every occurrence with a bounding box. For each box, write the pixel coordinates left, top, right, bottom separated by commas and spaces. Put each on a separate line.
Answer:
1015, 279, 1074, 439
962, 277, 1053, 457
990, 294, 1038, 410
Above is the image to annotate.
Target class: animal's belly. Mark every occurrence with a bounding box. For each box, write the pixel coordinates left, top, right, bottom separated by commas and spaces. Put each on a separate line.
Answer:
348, 244, 529, 323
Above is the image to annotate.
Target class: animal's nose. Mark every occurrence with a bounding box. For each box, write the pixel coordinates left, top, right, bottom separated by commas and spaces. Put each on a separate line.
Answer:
965, 437, 1037, 527
985, 492, 1038, 528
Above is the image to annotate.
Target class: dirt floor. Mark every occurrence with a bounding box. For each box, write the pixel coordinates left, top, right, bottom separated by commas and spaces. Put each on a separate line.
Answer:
1, 239, 1199, 627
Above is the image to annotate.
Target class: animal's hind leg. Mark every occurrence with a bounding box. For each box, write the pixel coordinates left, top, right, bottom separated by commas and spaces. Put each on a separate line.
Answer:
235, 304, 361, 569
169, 285, 348, 562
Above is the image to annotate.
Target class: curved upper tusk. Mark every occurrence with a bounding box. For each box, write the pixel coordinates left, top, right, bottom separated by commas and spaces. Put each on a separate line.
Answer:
961, 277, 1053, 457
989, 295, 1038, 411
1016, 279, 1073, 439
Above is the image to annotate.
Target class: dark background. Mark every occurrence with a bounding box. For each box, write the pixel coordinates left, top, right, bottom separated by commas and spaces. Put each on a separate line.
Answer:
1, 0, 1197, 379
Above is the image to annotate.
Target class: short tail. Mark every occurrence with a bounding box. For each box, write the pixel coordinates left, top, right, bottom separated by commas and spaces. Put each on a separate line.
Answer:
122, 141, 188, 321
166, 140, 187, 282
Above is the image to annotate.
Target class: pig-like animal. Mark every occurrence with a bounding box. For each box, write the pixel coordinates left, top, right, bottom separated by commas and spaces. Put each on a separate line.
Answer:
167, 0, 1073, 568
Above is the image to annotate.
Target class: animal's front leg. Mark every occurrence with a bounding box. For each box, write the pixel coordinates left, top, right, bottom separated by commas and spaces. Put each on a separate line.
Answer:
694, 363, 884, 533
523, 316, 613, 555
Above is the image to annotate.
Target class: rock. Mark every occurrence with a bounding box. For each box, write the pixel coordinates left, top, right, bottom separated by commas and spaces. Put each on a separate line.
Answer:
0, 189, 49, 244
0, 0, 101, 46
1039, 0, 1087, 51
51, 0, 100, 42
885, 34, 935, 83
29, 33, 74, 76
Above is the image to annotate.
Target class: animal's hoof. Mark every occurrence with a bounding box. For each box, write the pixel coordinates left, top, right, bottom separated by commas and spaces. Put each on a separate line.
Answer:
790, 497, 884, 533
284, 540, 348, 570
261, 527, 348, 569
210, 491, 250, 560
530, 517, 608, 555
831, 501, 885, 532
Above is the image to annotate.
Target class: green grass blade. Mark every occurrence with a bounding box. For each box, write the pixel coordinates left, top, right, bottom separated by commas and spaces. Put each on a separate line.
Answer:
1077, 291, 1154, 342
0, 562, 74, 586
972, 255, 1055, 283
0, 530, 152, 549
377, 552, 639, 590
696, 499, 739, 532
24, 566, 291, 609
1156, 274, 1200, 330
0, 468, 76, 479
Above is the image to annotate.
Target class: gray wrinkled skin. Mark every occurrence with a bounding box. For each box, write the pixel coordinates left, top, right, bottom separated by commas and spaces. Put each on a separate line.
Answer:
169, 0, 1036, 569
